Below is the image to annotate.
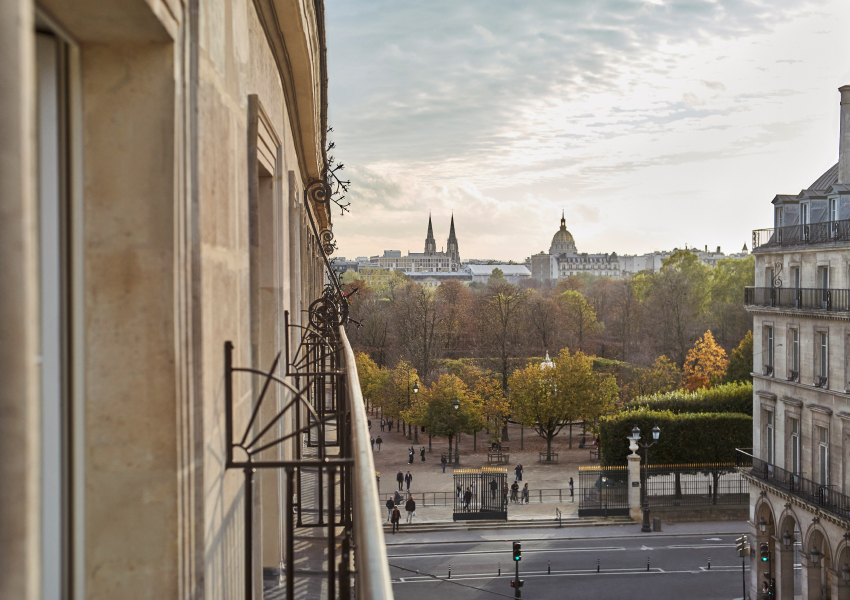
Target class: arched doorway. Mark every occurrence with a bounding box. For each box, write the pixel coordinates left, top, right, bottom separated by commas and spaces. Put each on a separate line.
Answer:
832, 543, 850, 600
754, 498, 777, 598
776, 512, 802, 600
803, 527, 832, 600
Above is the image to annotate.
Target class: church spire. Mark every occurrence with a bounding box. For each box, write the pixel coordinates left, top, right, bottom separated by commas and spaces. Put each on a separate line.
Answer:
424, 213, 437, 255
448, 213, 457, 242
446, 212, 460, 269
560, 209, 566, 229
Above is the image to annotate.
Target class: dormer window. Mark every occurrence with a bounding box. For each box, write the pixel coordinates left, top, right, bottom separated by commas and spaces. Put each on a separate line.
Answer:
775, 206, 783, 229
830, 197, 839, 222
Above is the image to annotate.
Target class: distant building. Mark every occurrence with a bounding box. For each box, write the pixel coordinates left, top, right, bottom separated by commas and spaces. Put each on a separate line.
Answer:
465, 263, 531, 284
370, 214, 462, 272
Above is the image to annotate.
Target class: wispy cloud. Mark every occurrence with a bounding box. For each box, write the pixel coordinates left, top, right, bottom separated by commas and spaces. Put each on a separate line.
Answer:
326, 0, 847, 260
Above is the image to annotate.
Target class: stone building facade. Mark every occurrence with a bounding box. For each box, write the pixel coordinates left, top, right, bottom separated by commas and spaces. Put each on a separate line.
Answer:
745, 86, 850, 600
0, 2, 388, 600
370, 214, 461, 272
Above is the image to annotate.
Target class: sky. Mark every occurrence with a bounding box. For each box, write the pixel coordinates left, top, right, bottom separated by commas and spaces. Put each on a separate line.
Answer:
325, 0, 850, 262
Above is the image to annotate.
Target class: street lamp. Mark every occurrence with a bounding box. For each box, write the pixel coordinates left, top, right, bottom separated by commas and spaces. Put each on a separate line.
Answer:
758, 517, 768, 534
842, 563, 850, 584
633, 424, 661, 533
782, 530, 794, 549
413, 381, 420, 443
810, 546, 822, 566
453, 397, 460, 466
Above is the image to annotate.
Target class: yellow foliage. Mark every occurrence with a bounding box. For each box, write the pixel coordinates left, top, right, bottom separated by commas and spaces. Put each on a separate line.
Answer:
683, 330, 729, 391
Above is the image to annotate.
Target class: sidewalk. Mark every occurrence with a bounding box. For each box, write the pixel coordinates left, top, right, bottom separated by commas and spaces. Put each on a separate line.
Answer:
384, 498, 580, 524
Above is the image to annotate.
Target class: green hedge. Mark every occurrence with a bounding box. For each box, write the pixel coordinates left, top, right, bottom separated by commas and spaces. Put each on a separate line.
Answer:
624, 382, 752, 416
599, 408, 752, 465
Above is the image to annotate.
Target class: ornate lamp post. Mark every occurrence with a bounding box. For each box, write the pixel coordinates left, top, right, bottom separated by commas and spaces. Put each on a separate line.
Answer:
632, 424, 660, 533
412, 381, 420, 443
782, 530, 794, 549
841, 563, 850, 584
453, 397, 460, 466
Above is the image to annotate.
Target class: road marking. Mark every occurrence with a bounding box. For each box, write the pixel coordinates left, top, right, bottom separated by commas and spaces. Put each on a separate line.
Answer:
391, 566, 738, 583
667, 544, 733, 549
387, 546, 626, 558
703, 537, 723, 541
640, 545, 654, 551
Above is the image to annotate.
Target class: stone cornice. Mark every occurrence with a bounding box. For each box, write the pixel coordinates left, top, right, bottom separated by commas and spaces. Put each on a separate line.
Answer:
752, 373, 850, 399
837, 411, 850, 421
756, 390, 777, 401
746, 306, 850, 321
743, 475, 850, 528
780, 395, 803, 407
809, 404, 834, 415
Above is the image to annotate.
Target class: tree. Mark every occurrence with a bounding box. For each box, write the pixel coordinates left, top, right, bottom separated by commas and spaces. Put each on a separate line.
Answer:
390, 282, 440, 380
725, 330, 753, 383
436, 280, 472, 358
623, 356, 681, 400
682, 330, 729, 391
380, 361, 419, 430
405, 374, 483, 458
354, 351, 380, 403
489, 268, 507, 284
708, 256, 754, 349
557, 290, 601, 352
510, 349, 617, 460
524, 291, 562, 356
470, 374, 510, 444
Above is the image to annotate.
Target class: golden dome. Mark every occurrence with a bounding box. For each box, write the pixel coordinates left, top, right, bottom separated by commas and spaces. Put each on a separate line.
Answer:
549, 211, 577, 254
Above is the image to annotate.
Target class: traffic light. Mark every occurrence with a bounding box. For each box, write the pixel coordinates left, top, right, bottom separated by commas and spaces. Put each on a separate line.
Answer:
513, 541, 522, 561
760, 542, 770, 562
736, 536, 750, 557
510, 580, 524, 587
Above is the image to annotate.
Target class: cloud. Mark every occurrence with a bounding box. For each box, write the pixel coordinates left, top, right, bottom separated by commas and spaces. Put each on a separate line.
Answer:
702, 80, 726, 91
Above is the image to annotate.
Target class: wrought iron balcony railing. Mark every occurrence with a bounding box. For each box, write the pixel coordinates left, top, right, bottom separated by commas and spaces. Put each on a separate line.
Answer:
736, 449, 850, 522
744, 286, 850, 312
753, 219, 850, 250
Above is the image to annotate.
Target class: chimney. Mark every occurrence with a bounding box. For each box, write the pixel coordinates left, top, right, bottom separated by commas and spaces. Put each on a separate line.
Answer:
717, 246, 720, 253
840, 85, 850, 183
704, 245, 707, 252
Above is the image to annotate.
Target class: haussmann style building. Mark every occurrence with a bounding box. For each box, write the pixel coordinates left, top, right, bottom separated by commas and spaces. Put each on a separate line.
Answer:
0, 1, 391, 600
743, 85, 850, 600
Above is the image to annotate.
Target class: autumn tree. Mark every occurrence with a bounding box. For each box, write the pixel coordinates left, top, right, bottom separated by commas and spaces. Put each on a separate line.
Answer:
436, 280, 472, 358
381, 360, 419, 434
683, 330, 729, 391
470, 374, 510, 444
725, 330, 753, 383
708, 256, 754, 348
557, 290, 601, 352
524, 291, 562, 356
623, 355, 681, 400
510, 349, 618, 460
390, 282, 440, 380
405, 374, 483, 459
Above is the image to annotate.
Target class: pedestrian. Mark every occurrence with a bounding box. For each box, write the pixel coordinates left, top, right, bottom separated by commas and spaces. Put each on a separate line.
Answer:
456, 484, 463, 500
514, 463, 523, 482
568, 477, 574, 502
471, 481, 477, 501
396, 470, 404, 490
761, 581, 769, 599
368, 419, 372, 431
388, 420, 393, 432
405, 471, 413, 492
408, 447, 414, 465
376, 436, 383, 451
420, 446, 425, 462
405, 495, 416, 523
370, 436, 375, 451
394, 489, 402, 505
490, 477, 498, 500
502, 482, 509, 506
386, 496, 395, 521
441, 455, 447, 473
511, 481, 519, 503
522, 483, 529, 504
391, 505, 401, 534
380, 418, 385, 432
464, 487, 472, 511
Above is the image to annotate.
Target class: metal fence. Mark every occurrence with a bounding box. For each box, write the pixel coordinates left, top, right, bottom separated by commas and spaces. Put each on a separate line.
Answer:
383, 487, 577, 507
744, 286, 850, 313
452, 467, 508, 521
752, 219, 850, 250
578, 466, 629, 517
644, 462, 749, 507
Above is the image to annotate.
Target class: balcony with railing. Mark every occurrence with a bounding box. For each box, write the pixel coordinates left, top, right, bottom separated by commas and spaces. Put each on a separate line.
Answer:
744, 286, 850, 313
736, 449, 850, 522
752, 219, 850, 251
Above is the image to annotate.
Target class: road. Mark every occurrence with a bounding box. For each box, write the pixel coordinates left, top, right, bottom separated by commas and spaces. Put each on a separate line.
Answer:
388, 533, 750, 600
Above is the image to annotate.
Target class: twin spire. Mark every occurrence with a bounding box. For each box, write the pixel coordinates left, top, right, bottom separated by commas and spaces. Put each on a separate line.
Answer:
423, 213, 460, 266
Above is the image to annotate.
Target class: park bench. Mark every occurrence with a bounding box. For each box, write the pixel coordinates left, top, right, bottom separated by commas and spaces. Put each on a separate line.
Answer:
487, 452, 509, 464
589, 448, 600, 461
538, 452, 559, 463
488, 444, 510, 453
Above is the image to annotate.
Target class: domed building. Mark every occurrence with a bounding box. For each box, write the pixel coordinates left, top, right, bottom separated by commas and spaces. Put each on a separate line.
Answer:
549, 212, 578, 255
531, 212, 621, 282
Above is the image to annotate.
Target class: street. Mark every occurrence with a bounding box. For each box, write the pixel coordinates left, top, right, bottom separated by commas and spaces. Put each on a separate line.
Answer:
388, 533, 750, 600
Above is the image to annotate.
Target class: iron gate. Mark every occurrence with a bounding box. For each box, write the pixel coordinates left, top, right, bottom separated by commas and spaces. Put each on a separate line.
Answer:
452, 467, 508, 521
577, 465, 630, 517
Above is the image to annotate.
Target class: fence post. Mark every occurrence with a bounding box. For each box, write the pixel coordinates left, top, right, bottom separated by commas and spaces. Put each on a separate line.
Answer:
628, 441, 642, 522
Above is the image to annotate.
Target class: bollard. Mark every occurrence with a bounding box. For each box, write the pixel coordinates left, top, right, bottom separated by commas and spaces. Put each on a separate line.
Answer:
708, 556, 711, 570
449, 564, 451, 579
647, 556, 650, 572
548, 560, 551, 574
597, 558, 600, 573
498, 562, 500, 577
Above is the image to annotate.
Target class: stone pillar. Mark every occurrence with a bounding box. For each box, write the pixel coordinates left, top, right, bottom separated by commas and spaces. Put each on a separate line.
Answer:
753, 529, 768, 599
775, 544, 795, 600
627, 437, 642, 522
802, 555, 823, 600
831, 569, 850, 600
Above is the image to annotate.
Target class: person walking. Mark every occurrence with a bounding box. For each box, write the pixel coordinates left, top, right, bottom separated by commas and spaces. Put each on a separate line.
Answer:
463, 487, 472, 512
514, 463, 523, 482
408, 447, 414, 465
490, 478, 498, 500
502, 482, 509, 507
441, 455, 447, 473
368, 419, 372, 432
568, 477, 574, 502
380, 418, 385, 432
370, 436, 375, 451
396, 470, 404, 490
394, 490, 402, 505
376, 436, 383, 451
404, 471, 413, 492
405, 495, 416, 523
420, 446, 425, 462
511, 481, 519, 503
391, 505, 401, 534
522, 483, 529, 504
386, 496, 395, 521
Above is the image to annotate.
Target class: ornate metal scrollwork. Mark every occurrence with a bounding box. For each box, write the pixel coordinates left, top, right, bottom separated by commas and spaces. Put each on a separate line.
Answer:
320, 228, 336, 255
773, 262, 783, 288
305, 178, 331, 205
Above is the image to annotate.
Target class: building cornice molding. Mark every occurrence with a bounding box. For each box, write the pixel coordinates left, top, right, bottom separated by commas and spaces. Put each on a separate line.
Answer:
746, 306, 850, 321
809, 404, 834, 416
752, 373, 850, 399
780, 395, 803, 407
756, 390, 777, 401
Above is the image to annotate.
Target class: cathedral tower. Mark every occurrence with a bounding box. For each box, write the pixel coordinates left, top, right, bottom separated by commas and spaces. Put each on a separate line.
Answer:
424, 214, 437, 255
446, 214, 460, 269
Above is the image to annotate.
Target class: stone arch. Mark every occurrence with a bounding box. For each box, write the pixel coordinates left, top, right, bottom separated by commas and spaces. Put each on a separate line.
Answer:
776, 506, 803, 600
803, 521, 833, 600
754, 495, 778, 596
833, 538, 850, 599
